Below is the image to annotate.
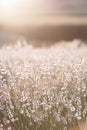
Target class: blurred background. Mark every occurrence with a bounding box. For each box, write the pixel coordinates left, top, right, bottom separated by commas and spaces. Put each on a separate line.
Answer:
0, 0, 87, 46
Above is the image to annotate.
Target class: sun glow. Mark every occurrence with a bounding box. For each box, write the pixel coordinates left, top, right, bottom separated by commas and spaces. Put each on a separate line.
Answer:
0, 0, 39, 15
1, 0, 17, 8
0, 0, 39, 27
0, 0, 20, 19
0, 0, 19, 16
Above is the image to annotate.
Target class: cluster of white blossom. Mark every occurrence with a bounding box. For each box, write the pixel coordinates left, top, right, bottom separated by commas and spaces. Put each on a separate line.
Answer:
0, 40, 87, 130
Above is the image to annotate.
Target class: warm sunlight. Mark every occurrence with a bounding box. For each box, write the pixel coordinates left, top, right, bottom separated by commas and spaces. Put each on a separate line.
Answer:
1, 0, 37, 10
0, 0, 39, 14
1, 0, 17, 8
0, 0, 19, 15
0, 0, 39, 27
0, 0, 20, 19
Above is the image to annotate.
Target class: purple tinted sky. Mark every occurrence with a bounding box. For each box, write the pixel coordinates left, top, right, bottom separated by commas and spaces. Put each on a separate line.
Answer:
0, 0, 87, 27
38, 0, 87, 15
0, 0, 87, 15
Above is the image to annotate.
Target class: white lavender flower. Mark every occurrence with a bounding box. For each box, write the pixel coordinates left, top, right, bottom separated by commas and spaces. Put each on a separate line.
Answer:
0, 40, 87, 130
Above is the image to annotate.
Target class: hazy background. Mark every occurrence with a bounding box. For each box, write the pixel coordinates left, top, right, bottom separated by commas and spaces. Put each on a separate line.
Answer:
0, 0, 87, 46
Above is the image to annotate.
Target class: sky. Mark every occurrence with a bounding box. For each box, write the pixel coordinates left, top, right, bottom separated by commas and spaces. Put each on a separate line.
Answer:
0, 0, 87, 27
44, 0, 87, 15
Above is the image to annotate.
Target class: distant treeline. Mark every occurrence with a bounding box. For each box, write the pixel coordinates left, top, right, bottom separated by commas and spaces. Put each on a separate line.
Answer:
21, 25, 87, 42
0, 25, 87, 46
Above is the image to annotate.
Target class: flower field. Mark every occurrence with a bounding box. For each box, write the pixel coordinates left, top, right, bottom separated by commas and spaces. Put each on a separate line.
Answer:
0, 40, 87, 130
